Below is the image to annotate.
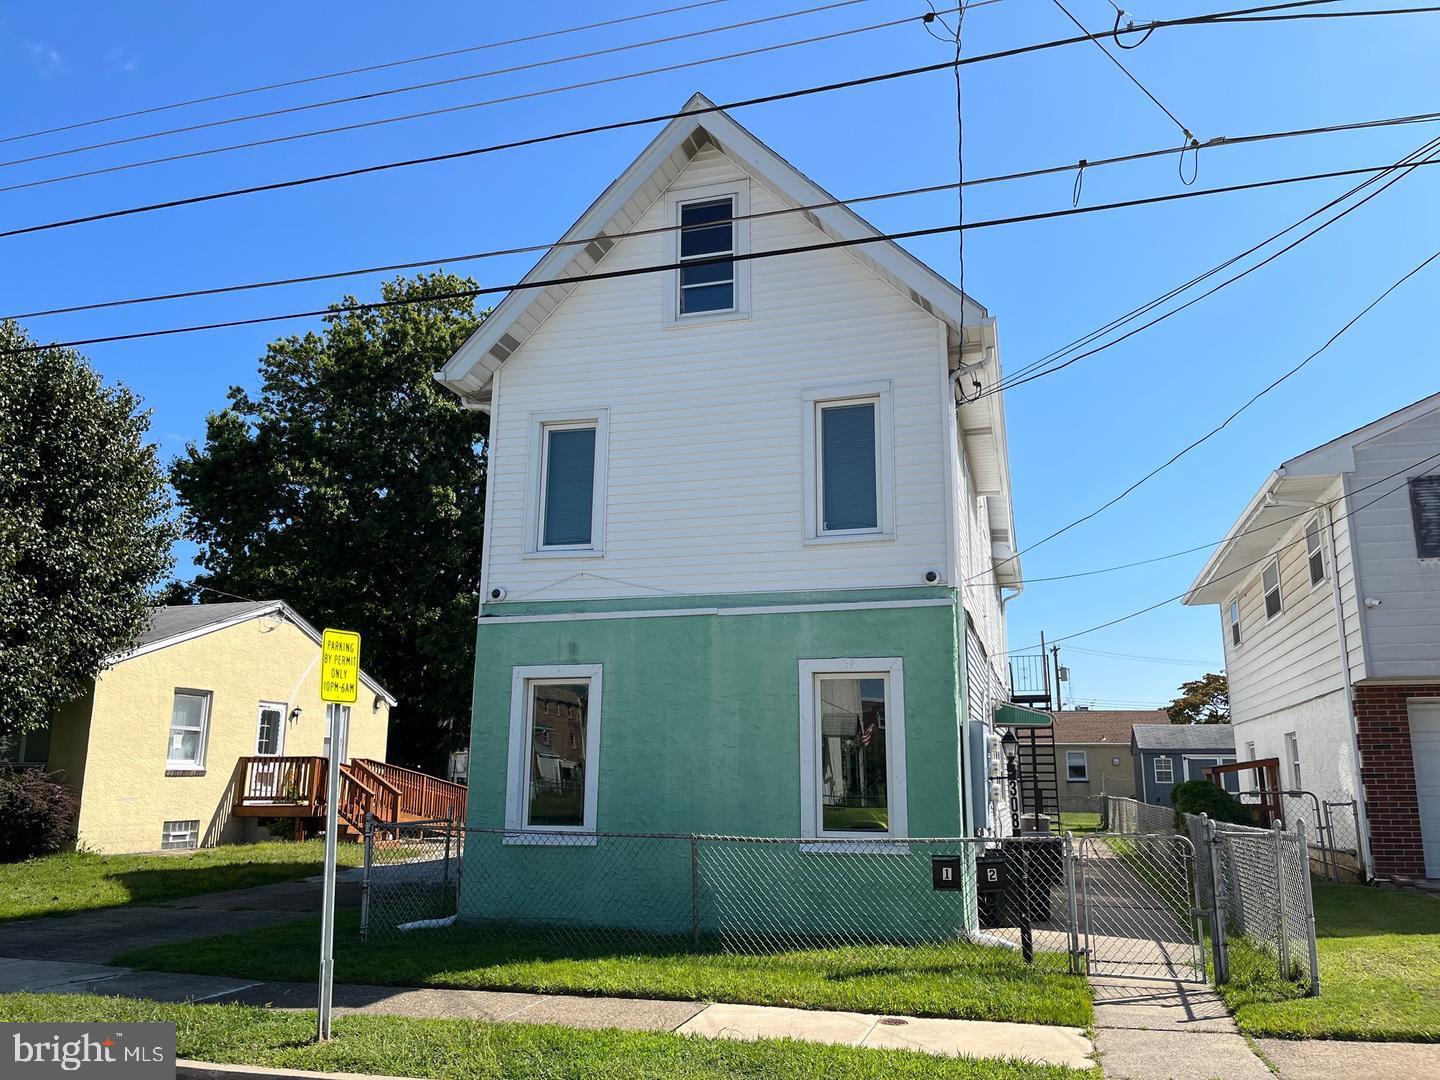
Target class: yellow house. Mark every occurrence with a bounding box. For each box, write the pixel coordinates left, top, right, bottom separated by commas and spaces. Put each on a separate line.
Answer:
13, 600, 414, 854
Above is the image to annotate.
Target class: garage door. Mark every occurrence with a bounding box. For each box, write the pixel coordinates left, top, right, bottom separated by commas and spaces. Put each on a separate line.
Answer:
1409, 702, 1440, 879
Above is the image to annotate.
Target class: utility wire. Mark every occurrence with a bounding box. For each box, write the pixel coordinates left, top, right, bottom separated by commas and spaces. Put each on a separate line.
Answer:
970, 165, 1439, 586
1013, 446, 1440, 652
0, 0, 1379, 240
1048, 0, 1197, 145
977, 132, 1440, 400
16, 105, 1440, 321
0, 0, 940, 178
0, 0, 736, 147
9, 155, 1440, 352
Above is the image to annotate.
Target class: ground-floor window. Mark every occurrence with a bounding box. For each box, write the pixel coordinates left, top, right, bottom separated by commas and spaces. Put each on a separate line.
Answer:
799, 658, 907, 839
161, 819, 199, 850
1154, 756, 1174, 784
1066, 750, 1089, 782
505, 665, 603, 839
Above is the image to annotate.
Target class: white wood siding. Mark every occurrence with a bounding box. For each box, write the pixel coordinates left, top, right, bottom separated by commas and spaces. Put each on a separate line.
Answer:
485, 147, 953, 602
1345, 407, 1440, 679
957, 446, 1008, 680
1222, 481, 1346, 722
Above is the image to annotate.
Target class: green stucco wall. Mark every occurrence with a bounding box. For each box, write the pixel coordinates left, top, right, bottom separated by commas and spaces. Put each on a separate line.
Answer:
458, 594, 980, 938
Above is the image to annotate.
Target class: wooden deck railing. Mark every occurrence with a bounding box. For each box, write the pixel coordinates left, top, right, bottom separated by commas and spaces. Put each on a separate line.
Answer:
235, 755, 464, 831
354, 758, 467, 823
236, 755, 326, 813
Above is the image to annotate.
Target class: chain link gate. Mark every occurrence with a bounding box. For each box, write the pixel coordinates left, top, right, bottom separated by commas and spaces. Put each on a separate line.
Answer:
1077, 833, 1205, 982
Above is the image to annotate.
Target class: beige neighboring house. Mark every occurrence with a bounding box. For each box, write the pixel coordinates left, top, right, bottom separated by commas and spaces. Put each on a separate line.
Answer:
7, 601, 400, 854
1053, 709, 1165, 811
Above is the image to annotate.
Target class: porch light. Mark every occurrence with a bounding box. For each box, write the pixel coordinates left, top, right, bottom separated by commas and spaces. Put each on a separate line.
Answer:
1000, 729, 1019, 763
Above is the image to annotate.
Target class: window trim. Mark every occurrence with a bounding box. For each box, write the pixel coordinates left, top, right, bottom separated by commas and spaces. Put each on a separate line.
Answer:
798, 657, 908, 841
524, 411, 609, 558
505, 665, 604, 844
1262, 556, 1284, 621
801, 382, 895, 544
1305, 516, 1327, 589
663, 180, 751, 327
255, 700, 287, 756
1153, 755, 1174, 785
166, 689, 212, 770
1065, 750, 1089, 782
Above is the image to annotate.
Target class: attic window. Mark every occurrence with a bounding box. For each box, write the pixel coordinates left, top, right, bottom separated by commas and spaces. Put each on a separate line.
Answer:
1410, 476, 1440, 558
678, 197, 735, 315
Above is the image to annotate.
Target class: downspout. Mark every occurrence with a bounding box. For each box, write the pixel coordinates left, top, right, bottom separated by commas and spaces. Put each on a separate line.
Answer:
1324, 503, 1376, 879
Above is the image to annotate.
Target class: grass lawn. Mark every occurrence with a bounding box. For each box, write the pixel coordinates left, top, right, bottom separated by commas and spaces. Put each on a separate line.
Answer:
1056, 813, 1102, 837
1218, 881, 1440, 1041
0, 994, 1096, 1080
115, 908, 1093, 1027
0, 841, 364, 922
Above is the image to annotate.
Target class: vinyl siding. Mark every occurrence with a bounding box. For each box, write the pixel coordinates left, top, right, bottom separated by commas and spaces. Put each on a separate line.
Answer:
485, 146, 952, 602
1222, 482, 1346, 723
1345, 406, 1440, 679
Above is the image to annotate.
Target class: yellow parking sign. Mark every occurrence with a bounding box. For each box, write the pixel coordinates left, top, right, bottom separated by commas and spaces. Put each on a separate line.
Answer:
320, 629, 361, 704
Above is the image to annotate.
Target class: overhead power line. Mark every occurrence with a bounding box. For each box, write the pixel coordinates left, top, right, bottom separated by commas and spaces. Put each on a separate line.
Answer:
15, 105, 1440, 322
0, 0, 956, 182
0, 0, 1390, 240
0, 0, 736, 147
1010, 446, 1440, 653
975, 130, 1440, 403
8, 155, 1440, 352
969, 160, 1439, 585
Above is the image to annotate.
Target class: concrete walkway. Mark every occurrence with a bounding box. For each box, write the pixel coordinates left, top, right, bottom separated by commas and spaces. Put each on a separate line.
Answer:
1090, 977, 1271, 1079
0, 955, 1093, 1069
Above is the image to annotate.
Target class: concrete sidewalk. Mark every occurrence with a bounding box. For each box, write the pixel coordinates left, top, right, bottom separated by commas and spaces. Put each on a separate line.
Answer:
1090, 977, 1271, 1079
0, 955, 1094, 1069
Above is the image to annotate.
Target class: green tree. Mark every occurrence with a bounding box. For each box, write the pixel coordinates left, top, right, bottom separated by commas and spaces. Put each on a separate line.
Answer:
171, 275, 487, 768
0, 321, 176, 736
1167, 672, 1230, 725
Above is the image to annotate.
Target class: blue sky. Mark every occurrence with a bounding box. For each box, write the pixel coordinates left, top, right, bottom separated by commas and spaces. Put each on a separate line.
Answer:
3, 1, 1437, 709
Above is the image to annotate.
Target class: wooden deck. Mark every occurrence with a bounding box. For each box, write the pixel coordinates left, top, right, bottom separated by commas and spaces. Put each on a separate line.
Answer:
234, 755, 466, 840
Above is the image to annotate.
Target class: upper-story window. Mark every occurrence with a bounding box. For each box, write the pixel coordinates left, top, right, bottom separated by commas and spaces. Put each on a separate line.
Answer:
678, 197, 735, 315
1229, 598, 1242, 646
802, 382, 894, 543
1262, 557, 1284, 620
664, 182, 749, 326
528, 413, 608, 556
1305, 516, 1327, 586
1410, 476, 1440, 558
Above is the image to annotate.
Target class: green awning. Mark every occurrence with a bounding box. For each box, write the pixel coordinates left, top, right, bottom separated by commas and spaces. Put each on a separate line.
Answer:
994, 703, 1052, 728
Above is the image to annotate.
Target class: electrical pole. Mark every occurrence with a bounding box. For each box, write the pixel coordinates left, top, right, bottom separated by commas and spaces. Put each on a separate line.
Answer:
1051, 644, 1063, 711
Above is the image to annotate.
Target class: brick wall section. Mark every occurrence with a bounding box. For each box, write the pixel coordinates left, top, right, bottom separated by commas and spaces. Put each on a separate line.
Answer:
1353, 683, 1439, 879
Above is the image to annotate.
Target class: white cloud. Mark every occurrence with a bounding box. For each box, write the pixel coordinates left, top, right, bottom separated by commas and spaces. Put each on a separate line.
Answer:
25, 41, 63, 78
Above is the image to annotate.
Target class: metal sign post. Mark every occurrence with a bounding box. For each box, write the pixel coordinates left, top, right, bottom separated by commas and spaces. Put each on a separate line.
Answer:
317, 628, 361, 1042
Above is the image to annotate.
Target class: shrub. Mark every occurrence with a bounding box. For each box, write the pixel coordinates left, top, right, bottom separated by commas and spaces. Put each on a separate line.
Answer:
1171, 779, 1253, 829
0, 769, 79, 861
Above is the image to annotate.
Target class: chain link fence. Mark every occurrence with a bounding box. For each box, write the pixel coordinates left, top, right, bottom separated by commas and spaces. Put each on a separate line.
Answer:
1105, 796, 1319, 994
362, 822, 1080, 968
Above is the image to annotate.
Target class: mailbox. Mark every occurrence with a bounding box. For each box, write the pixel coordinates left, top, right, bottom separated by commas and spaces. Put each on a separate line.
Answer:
931, 856, 967, 891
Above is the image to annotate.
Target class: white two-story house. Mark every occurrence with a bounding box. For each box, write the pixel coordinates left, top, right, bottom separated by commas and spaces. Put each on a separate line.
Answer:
1185, 391, 1440, 882
435, 94, 1023, 932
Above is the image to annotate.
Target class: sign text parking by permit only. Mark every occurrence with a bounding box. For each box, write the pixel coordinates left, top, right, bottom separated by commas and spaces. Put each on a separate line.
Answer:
320, 628, 360, 703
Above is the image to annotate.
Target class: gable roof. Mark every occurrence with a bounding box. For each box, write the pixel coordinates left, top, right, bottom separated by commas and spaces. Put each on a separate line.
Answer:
1052, 709, 1167, 744
433, 92, 1019, 583
1131, 724, 1235, 752
110, 601, 397, 705
1186, 388, 1440, 605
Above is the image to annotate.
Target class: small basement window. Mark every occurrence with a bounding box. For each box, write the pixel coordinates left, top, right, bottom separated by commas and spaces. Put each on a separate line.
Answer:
1066, 750, 1089, 782
1305, 517, 1326, 586
162, 820, 199, 851
1410, 476, 1440, 558
1262, 557, 1284, 620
